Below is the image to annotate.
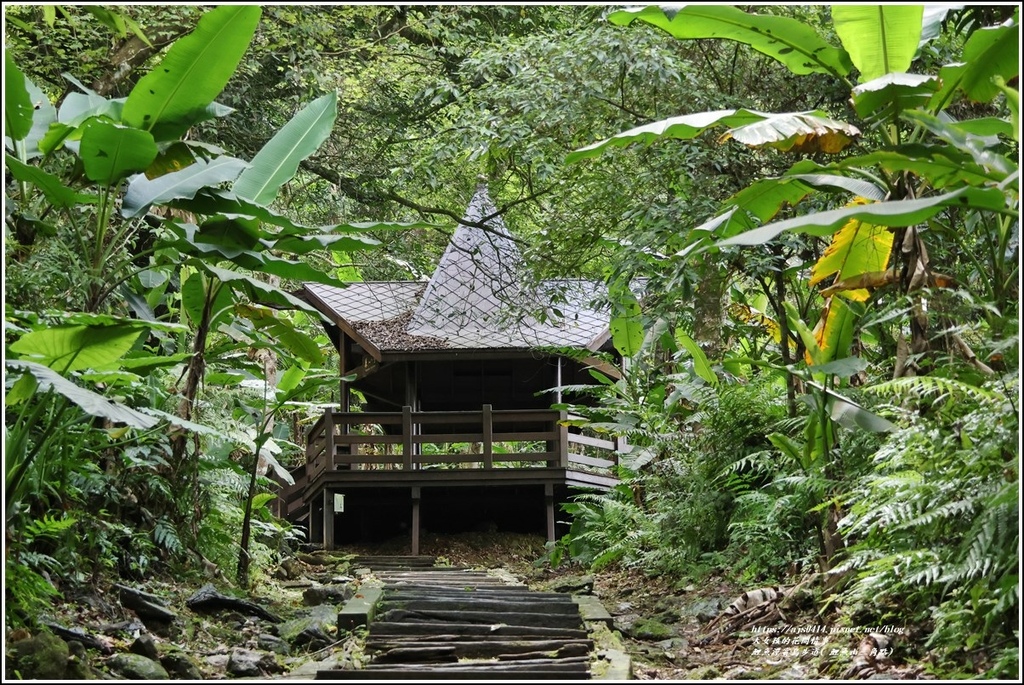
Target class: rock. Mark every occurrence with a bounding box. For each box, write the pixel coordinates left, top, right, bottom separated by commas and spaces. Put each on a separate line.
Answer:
302, 583, 353, 606
681, 596, 728, 623
129, 634, 160, 661
108, 652, 170, 680
204, 654, 230, 673
614, 601, 634, 614
8, 631, 70, 680
631, 618, 675, 640
653, 595, 682, 622
276, 604, 336, 651
226, 648, 282, 677
258, 633, 291, 655
64, 640, 103, 680
543, 574, 594, 594
158, 646, 204, 680
612, 613, 641, 635
686, 664, 722, 680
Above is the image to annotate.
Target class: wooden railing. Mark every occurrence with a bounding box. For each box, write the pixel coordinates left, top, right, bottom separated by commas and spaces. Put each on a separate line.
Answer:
302, 405, 620, 481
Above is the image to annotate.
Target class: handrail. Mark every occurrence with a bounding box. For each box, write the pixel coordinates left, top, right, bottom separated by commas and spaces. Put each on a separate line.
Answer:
304, 405, 619, 479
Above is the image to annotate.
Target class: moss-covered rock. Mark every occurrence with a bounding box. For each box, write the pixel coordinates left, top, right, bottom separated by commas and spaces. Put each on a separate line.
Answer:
7, 631, 70, 680
108, 652, 170, 679
686, 664, 722, 679
631, 618, 675, 640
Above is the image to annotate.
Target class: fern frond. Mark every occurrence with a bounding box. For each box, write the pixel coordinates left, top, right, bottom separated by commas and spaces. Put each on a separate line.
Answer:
868, 376, 999, 405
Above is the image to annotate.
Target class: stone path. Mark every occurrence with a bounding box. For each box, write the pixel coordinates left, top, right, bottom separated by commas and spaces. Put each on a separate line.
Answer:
319, 556, 628, 680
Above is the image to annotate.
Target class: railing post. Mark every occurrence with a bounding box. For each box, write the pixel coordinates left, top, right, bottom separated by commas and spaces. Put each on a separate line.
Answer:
402, 405, 413, 470
325, 410, 336, 471
482, 404, 493, 469
558, 410, 569, 468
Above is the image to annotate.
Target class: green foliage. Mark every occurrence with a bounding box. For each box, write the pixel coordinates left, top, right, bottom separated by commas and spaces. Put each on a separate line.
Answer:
837, 373, 1019, 677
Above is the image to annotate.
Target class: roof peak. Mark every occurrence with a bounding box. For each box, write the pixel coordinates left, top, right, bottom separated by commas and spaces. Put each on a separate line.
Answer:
408, 184, 529, 335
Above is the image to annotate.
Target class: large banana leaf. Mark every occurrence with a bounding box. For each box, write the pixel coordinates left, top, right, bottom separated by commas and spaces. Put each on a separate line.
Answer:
851, 73, 940, 122
931, 22, 1019, 107
836, 147, 1004, 189
232, 92, 338, 206
79, 119, 158, 185
723, 113, 860, 153
234, 304, 324, 365
122, 156, 250, 218
902, 110, 1016, 179
4, 53, 34, 142
22, 76, 57, 159
832, 5, 923, 82
568, 109, 772, 164
608, 5, 852, 77
6, 360, 159, 429
121, 5, 260, 138
193, 262, 326, 319
715, 187, 1007, 248
5, 155, 98, 208
568, 109, 856, 163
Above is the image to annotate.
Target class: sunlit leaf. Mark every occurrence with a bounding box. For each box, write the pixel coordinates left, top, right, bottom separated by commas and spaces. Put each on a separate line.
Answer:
832, 5, 923, 82
810, 198, 895, 301
811, 296, 857, 365
122, 5, 261, 137
9, 325, 144, 372
608, 5, 852, 77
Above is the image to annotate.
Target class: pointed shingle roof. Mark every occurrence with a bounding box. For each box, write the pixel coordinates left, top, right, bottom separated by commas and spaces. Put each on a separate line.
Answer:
303, 183, 615, 353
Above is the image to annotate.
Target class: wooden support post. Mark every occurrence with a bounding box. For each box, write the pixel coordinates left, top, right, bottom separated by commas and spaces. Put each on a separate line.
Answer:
339, 334, 350, 412
482, 404, 493, 469
557, 410, 569, 468
402, 405, 413, 470
309, 498, 317, 546
555, 357, 563, 404
411, 486, 421, 556
545, 483, 555, 543
322, 489, 335, 551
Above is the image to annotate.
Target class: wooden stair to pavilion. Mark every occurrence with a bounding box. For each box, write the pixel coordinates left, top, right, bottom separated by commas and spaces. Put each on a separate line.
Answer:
318, 560, 595, 680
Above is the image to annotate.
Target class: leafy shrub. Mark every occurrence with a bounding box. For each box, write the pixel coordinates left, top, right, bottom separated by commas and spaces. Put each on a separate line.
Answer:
836, 373, 1019, 678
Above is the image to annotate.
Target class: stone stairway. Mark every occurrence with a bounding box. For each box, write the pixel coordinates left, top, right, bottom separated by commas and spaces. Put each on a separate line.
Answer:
319, 557, 601, 680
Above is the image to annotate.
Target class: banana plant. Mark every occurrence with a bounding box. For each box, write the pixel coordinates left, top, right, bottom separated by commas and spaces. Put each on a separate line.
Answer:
569, 5, 1018, 376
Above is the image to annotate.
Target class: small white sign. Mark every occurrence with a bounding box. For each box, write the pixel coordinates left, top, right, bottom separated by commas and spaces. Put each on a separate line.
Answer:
333, 494, 345, 513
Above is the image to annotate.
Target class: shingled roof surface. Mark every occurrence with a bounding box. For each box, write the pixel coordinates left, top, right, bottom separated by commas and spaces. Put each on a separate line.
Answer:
303, 184, 611, 353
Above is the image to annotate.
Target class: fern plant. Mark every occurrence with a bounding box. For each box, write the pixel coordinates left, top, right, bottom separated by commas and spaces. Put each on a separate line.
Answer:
837, 372, 1019, 678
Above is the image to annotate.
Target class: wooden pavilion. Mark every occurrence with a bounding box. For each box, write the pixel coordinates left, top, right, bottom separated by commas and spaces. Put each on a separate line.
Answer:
278, 183, 624, 553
